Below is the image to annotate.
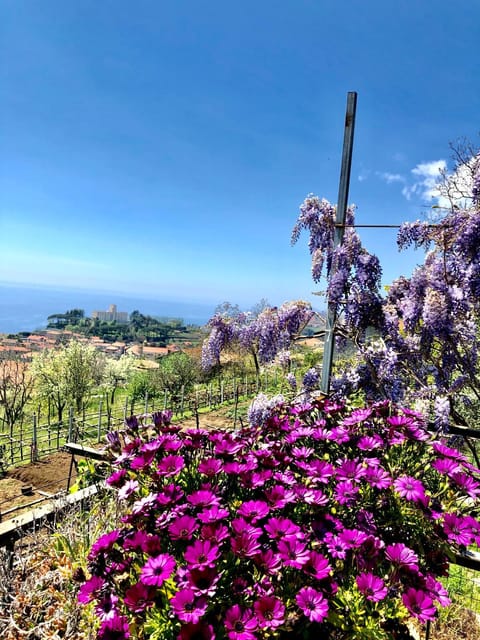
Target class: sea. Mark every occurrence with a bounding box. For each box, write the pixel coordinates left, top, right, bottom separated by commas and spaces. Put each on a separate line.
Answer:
0, 282, 216, 334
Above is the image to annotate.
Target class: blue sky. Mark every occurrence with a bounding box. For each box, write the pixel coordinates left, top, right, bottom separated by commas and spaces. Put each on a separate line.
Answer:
1, 0, 479, 311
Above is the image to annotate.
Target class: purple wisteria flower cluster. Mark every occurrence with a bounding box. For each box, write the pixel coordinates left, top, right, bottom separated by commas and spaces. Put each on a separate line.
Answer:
201, 301, 313, 374
292, 148, 480, 431
291, 195, 383, 333
79, 402, 480, 640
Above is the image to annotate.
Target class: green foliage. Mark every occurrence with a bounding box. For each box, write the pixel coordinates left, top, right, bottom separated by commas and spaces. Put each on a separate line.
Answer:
30, 340, 104, 420
154, 351, 199, 396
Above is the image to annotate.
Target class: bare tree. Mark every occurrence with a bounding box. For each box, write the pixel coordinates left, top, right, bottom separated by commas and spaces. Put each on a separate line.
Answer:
0, 355, 34, 438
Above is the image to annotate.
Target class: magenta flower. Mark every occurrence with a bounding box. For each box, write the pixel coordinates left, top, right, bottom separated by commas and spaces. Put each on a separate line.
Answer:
157, 454, 185, 477
124, 582, 155, 613
170, 589, 208, 623
336, 458, 366, 482
402, 588, 437, 623
198, 457, 223, 476
231, 531, 262, 558
431, 457, 461, 475
451, 472, 480, 498
356, 572, 388, 602
77, 575, 105, 604
130, 450, 156, 470
254, 596, 285, 629
140, 553, 176, 587
187, 489, 221, 509
224, 604, 257, 640
334, 479, 360, 505
304, 551, 331, 580
88, 530, 120, 559
425, 575, 451, 608
385, 543, 419, 572
177, 622, 215, 640
394, 476, 426, 502
95, 592, 119, 621
198, 505, 230, 523
324, 532, 349, 559
200, 523, 230, 545
296, 586, 329, 622
254, 549, 282, 576
277, 538, 310, 568
339, 528, 368, 549
443, 513, 474, 545
357, 434, 384, 450
264, 516, 301, 540
184, 540, 220, 569
263, 485, 296, 508
237, 500, 270, 523
117, 479, 139, 501
364, 464, 392, 489
169, 515, 199, 541
98, 613, 130, 640
184, 567, 220, 596
106, 469, 127, 488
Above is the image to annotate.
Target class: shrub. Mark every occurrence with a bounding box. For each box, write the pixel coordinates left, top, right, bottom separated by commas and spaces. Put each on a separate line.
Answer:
79, 401, 480, 639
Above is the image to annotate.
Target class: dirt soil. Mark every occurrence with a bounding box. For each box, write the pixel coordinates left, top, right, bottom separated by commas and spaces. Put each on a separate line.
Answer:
0, 452, 77, 519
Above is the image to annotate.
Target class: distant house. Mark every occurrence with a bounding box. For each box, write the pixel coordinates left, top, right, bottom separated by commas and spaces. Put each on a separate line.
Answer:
91, 304, 129, 324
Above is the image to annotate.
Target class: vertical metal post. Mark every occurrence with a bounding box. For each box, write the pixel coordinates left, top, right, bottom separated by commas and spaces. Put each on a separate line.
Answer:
320, 91, 357, 395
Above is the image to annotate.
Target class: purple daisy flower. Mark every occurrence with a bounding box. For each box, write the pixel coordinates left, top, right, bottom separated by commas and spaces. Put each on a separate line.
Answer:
277, 538, 310, 568
334, 479, 360, 505
140, 553, 176, 587
184, 540, 220, 569
254, 596, 285, 629
98, 613, 130, 640
224, 604, 257, 640
169, 515, 199, 541
356, 572, 388, 602
170, 588, 208, 624
394, 476, 426, 502
324, 532, 349, 559
198, 458, 223, 476
157, 454, 185, 477
443, 513, 474, 545
124, 582, 156, 613
237, 500, 270, 523
187, 489, 221, 509
402, 588, 437, 623
177, 622, 215, 640
385, 543, 419, 572
78, 575, 105, 604
296, 586, 329, 623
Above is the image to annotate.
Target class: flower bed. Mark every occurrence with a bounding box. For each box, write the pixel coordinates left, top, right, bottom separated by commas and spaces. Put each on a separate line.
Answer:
79, 400, 480, 639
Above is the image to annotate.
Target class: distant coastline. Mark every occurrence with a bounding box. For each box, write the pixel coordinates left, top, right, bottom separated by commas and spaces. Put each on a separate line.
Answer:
0, 282, 215, 334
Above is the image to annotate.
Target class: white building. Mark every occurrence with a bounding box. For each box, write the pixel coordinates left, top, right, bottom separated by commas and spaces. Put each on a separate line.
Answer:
91, 304, 129, 323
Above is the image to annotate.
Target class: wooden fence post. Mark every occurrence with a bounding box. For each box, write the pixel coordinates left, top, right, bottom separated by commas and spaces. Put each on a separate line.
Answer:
144, 392, 149, 414
31, 413, 38, 462
180, 386, 185, 417
97, 399, 103, 443
68, 407, 74, 443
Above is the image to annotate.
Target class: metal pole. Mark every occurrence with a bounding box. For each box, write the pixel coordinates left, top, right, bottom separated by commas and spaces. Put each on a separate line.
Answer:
320, 91, 357, 395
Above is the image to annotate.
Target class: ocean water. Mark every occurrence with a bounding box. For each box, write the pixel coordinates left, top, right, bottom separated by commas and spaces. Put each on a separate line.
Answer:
0, 282, 215, 334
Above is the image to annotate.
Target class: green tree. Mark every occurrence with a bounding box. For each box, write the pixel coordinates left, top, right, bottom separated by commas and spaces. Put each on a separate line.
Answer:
31, 340, 104, 421
154, 351, 199, 396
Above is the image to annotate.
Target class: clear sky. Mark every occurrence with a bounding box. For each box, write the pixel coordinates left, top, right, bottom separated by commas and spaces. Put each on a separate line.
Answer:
1, 0, 479, 311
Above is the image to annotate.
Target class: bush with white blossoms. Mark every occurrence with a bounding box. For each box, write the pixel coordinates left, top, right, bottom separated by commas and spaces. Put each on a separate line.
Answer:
79, 401, 480, 640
